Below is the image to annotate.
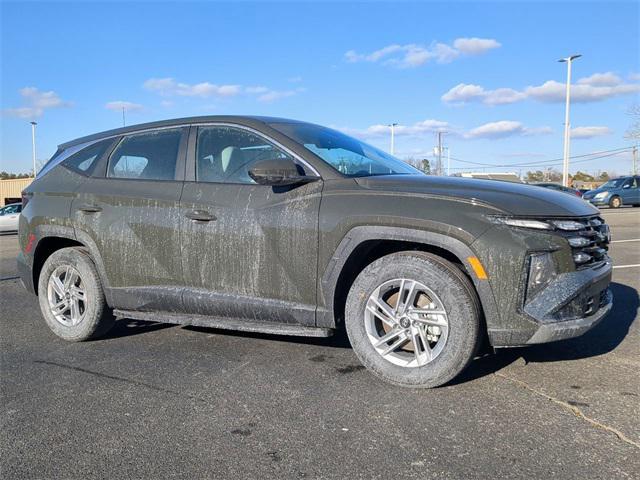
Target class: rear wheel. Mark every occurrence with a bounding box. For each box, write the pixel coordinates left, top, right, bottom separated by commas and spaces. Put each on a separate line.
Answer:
38, 247, 114, 341
609, 196, 622, 208
345, 251, 480, 388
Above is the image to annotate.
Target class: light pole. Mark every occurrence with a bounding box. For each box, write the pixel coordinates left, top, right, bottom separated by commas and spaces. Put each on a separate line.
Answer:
389, 123, 398, 155
30, 121, 38, 177
559, 54, 581, 187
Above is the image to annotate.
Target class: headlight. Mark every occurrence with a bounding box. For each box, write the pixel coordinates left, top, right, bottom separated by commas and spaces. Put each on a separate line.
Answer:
526, 253, 556, 302
550, 220, 584, 231
491, 218, 552, 230
594, 192, 609, 199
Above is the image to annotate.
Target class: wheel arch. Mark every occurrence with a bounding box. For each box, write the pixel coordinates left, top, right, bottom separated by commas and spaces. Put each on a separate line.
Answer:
318, 226, 499, 333
31, 227, 112, 305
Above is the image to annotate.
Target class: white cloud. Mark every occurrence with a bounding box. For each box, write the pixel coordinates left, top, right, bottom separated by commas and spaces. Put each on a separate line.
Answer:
452, 37, 501, 55
465, 121, 552, 139
525, 80, 640, 103
571, 126, 612, 139
256, 88, 304, 103
441, 83, 487, 103
441, 83, 526, 105
3, 87, 70, 119
344, 37, 500, 68
442, 72, 640, 105
339, 119, 450, 139
577, 72, 621, 86
629, 73, 640, 81
144, 78, 304, 103
105, 100, 143, 112
143, 78, 241, 97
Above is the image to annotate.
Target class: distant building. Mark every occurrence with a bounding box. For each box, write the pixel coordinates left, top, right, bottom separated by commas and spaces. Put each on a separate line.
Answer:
571, 180, 605, 191
0, 178, 32, 206
458, 172, 523, 183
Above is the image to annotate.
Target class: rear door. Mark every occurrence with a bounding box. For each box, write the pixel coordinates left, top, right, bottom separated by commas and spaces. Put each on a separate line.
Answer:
179, 124, 322, 326
71, 127, 188, 311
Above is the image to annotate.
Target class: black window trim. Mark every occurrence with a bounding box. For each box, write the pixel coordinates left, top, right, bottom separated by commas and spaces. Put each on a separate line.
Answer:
185, 122, 321, 184
104, 126, 189, 183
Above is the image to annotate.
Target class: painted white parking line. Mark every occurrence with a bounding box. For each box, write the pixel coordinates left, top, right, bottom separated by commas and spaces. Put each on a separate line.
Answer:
610, 239, 640, 243
612, 264, 640, 269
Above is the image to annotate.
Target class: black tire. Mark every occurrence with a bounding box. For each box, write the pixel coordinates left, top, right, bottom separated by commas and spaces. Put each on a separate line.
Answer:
609, 196, 622, 208
345, 251, 481, 388
38, 247, 114, 341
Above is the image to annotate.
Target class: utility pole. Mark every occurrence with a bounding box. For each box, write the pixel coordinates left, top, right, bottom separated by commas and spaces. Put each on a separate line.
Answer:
633, 144, 638, 175
389, 123, 398, 155
446, 146, 450, 176
122, 107, 126, 127
437, 131, 444, 176
30, 121, 37, 177
559, 54, 581, 187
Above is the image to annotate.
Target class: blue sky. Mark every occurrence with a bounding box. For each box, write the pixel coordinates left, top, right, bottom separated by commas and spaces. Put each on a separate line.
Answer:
2, 1, 639, 176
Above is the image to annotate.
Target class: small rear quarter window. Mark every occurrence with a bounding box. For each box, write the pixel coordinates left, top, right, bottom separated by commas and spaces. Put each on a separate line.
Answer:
63, 138, 115, 174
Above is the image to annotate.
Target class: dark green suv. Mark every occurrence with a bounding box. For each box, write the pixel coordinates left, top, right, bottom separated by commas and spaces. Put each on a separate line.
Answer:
17, 116, 613, 387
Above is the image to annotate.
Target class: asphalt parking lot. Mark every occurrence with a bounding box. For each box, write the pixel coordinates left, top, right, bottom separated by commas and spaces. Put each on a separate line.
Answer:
1, 208, 638, 479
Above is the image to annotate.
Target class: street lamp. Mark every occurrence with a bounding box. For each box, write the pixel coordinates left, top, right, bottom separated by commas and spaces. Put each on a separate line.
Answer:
559, 54, 581, 187
389, 123, 398, 155
30, 121, 38, 178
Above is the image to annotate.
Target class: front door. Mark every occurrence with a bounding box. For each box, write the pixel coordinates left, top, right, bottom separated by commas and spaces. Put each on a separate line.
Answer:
72, 127, 188, 311
179, 125, 322, 326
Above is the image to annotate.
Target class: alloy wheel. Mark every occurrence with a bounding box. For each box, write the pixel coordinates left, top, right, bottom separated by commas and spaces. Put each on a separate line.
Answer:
47, 265, 87, 327
364, 278, 449, 367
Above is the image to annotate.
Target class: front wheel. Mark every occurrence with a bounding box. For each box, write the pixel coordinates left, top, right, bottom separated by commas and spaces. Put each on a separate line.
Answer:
345, 251, 481, 388
38, 247, 114, 341
609, 196, 622, 208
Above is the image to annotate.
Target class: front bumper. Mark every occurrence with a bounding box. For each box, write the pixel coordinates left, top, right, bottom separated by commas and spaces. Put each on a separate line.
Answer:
584, 197, 609, 206
526, 288, 612, 344
489, 260, 613, 347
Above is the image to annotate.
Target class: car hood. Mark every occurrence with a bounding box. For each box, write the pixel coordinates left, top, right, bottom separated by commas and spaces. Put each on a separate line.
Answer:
582, 186, 608, 197
355, 175, 599, 217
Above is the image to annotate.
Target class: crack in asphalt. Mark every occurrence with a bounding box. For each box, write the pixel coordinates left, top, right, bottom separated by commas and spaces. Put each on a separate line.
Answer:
495, 372, 640, 451
34, 359, 211, 405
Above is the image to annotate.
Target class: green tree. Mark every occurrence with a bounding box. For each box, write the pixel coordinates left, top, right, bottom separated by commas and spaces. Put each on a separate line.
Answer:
572, 171, 594, 182
420, 158, 431, 174
597, 171, 610, 181
525, 170, 544, 182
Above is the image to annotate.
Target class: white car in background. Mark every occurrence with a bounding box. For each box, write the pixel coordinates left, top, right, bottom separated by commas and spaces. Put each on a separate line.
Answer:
0, 203, 21, 233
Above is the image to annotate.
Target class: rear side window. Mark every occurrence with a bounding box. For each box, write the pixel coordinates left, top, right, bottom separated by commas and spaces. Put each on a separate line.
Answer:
63, 138, 114, 174
108, 129, 182, 180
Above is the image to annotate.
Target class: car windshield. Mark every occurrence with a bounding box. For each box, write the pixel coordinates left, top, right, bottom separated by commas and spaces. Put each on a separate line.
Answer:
270, 122, 421, 177
600, 178, 626, 189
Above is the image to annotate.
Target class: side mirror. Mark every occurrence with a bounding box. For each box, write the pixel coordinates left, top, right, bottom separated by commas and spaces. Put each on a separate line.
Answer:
622, 184, 631, 189
248, 158, 319, 186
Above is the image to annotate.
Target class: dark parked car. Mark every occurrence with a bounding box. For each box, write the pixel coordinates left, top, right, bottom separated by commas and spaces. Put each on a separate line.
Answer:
17, 116, 613, 388
533, 182, 583, 197
582, 176, 640, 208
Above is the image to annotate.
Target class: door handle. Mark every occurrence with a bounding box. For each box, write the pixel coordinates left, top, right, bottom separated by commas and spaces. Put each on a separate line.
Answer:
185, 210, 216, 222
78, 205, 102, 213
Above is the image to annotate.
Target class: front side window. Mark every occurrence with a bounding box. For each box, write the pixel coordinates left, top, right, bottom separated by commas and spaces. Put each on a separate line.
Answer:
1, 205, 20, 215
108, 129, 183, 180
270, 122, 421, 177
601, 178, 626, 189
196, 126, 295, 184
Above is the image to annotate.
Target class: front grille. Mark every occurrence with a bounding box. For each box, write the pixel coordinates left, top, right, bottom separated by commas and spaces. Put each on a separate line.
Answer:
555, 215, 610, 269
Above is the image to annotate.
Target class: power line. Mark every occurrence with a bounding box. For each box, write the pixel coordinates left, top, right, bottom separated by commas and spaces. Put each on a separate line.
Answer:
447, 147, 632, 169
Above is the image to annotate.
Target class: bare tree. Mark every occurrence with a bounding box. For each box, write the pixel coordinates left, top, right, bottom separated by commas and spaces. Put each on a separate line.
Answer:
625, 103, 640, 140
